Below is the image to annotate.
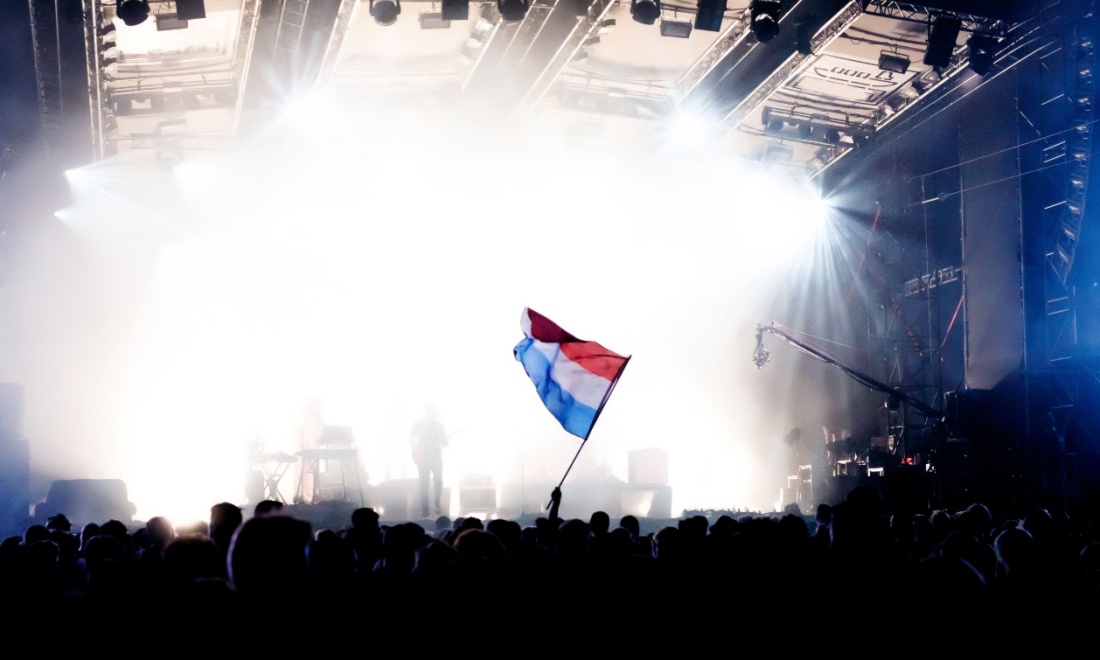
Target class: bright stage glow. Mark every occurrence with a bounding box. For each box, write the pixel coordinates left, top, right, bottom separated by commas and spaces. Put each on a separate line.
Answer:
12, 101, 866, 524
669, 107, 713, 147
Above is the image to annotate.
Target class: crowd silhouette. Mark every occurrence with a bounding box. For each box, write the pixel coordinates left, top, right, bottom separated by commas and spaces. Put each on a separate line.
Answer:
2, 486, 1098, 644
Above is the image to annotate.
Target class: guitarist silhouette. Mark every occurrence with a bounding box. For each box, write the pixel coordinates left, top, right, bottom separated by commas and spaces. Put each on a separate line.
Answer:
410, 404, 448, 517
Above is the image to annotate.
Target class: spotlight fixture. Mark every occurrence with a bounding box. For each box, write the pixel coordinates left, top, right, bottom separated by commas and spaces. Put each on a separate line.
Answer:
750, 0, 781, 43
660, 19, 692, 38
100, 39, 117, 51
694, 0, 725, 32
499, 0, 528, 21
176, 0, 206, 20
117, 0, 150, 26
878, 50, 910, 74
967, 35, 998, 76
795, 22, 813, 55
630, 0, 660, 26
441, 0, 469, 21
923, 15, 961, 68
370, 0, 401, 26
99, 20, 116, 36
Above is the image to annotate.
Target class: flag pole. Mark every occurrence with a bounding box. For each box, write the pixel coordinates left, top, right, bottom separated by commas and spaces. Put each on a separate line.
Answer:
551, 355, 631, 493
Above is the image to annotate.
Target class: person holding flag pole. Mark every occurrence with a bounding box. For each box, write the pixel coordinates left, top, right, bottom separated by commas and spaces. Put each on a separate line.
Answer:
513, 308, 630, 515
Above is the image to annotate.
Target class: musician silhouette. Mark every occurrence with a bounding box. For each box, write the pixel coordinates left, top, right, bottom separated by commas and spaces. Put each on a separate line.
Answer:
410, 404, 448, 518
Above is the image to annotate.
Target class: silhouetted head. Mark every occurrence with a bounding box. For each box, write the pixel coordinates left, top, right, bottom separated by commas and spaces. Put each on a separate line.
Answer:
23, 524, 49, 545
163, 535, 222, 584
99, 519, 129, 538
351, 507, 380, 529
46, 514, 72, 533
253, 500, 284, 518
210, 502, 243, 552
589, 511, 611, 536
228, 515, 312, 598
146, 516, 175, 547
619, 515, 640, 537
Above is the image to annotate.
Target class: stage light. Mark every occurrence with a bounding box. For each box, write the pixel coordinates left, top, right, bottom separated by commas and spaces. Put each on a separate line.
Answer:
967, 35, 998, 76
750, 0, 781, 43
630, 0, 660, 26
796, 22, 813, 55
694, 0, 725, 32
117, 0, 150, 26
370, 0, 401, 26
176, 0, 206, 20
878, 50, 910, 74
923, 15, 961, 68
660, 19, 692, 38
499, 0, 528, 22
797, 122, 813, 139
670, 107, 710, 145
101, 56, 118, 68
101, 39, 117, 51
441, 0, 469, 21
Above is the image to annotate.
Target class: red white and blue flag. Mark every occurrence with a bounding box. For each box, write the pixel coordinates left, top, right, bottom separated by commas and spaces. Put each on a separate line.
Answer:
513, 308, 630, 440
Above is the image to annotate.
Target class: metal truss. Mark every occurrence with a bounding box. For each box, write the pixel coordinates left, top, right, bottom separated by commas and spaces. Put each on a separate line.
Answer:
456, 5, 504, 92
810, 4, 1054, 178
1049, 28, 1094, 285
230, 0, 262, 134
883, 176, 951, 458
316, 0, 362, 85
859, 0, 1017, 37
671, 5, 754, 101
1017, 1, 1096, 490
719, 2, 863, 132
274, 0, 312, 67
514, 0, 615, 119
85, 0, 112, 161
82, 0, 262, 159
485, 0, 559, 87
28, 0, 66, 151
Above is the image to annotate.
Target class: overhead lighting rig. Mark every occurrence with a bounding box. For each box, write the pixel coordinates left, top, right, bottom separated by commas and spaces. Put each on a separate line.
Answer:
967, 35, 1000, 76
370, 0, 401, 25
749, 0, 781, 43
631, 0, 660, 26
878, 50, 910, 74
923, 15, 961, 69
499, 0, 529, 21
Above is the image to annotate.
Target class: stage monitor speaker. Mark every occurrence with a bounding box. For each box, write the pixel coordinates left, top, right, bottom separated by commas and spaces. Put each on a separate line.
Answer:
628, 449, 668, 485
459, 476, 496, 513
39, 479, 136, 527
176, 0, 206, 20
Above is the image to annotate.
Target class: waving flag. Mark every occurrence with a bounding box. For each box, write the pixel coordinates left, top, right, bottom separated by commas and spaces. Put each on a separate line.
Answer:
513, 308, 630, 440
